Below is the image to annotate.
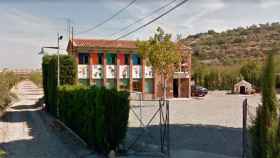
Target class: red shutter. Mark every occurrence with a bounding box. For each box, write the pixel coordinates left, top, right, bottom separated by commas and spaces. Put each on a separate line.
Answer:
91, 51, 98, 64
118, 53, 125, 65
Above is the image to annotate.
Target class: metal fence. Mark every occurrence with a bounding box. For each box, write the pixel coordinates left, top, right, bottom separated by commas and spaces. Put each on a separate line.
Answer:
124, 92, 170, 157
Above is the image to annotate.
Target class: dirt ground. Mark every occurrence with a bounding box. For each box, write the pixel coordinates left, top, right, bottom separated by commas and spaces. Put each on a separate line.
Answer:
126, 91, 265, 158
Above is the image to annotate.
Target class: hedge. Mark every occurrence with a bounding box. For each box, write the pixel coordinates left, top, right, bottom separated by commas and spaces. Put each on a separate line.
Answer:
58, 85, 129, 153
42, 55, 77, 117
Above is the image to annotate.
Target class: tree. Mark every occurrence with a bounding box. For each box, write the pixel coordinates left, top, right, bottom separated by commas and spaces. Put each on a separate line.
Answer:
137, 27, 181, 100
240, 60, 262, 87
250, 51, 279, 158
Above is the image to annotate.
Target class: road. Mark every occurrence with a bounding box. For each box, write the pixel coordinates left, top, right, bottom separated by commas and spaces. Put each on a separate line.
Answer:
0, 81, 92, 158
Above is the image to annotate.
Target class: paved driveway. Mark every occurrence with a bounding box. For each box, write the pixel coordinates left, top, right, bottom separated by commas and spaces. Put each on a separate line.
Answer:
127, 91, 263, 158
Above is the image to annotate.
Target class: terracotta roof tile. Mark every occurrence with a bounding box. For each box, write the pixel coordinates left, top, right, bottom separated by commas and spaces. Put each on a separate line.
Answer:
72, 38, 137, 49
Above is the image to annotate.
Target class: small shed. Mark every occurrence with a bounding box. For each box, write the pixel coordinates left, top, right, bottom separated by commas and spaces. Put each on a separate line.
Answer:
233, 80, 253, 94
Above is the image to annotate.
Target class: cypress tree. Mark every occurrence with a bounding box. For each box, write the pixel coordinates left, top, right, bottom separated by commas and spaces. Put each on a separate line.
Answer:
251, 51, 279, 158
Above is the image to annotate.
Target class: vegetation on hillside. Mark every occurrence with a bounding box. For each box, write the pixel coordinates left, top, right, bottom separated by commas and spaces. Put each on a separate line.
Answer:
186, 22, 280, 89
183, 22, 280, 65
192, 59, 266, 90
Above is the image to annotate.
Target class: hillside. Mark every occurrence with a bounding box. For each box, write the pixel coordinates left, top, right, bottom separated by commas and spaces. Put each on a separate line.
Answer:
183, 22, 280, 65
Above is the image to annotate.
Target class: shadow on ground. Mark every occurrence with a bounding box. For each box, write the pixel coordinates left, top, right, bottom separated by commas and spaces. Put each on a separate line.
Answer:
0, 100, 91, 158
127, 124, 242, 157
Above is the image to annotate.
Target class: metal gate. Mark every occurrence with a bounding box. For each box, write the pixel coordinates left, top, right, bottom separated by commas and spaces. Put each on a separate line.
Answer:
125, 93, 170, 157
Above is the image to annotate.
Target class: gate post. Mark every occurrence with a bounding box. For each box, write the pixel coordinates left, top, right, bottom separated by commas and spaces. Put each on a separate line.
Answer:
167, 100, 170, 158
242, 98, 248, 158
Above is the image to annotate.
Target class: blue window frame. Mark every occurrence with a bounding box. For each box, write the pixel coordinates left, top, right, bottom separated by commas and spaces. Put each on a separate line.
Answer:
79, 53, 89, 64
132, 54, 141, 65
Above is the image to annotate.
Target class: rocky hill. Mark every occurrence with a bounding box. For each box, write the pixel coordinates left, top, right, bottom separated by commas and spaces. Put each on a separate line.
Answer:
183, 22, 280, 65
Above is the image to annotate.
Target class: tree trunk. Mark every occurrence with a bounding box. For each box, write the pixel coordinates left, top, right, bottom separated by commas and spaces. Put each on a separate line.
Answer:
163, 78, 167, 101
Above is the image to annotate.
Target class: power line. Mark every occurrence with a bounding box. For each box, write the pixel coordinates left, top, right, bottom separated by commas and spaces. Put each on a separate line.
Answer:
110, 0, 178, 37
77, 0, 137, 35
115, 0, 189, 40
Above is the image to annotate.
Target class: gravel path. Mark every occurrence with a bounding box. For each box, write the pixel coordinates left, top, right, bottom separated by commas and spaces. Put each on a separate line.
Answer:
0, 81, 93, 158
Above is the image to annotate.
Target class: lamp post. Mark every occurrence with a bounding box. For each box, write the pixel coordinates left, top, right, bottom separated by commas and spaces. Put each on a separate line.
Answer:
57, 33, 63, 86
39, 33, 63, 86
39, 33, 63, 118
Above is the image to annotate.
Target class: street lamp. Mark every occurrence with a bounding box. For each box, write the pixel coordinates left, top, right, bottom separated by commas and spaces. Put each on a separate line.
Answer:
39, 46, 59, 55
57, 33, 63, 86
39, 33, 63, 118
39, 33, 63, 86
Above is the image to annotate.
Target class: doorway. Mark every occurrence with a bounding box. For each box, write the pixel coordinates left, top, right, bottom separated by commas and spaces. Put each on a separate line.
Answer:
240, 86, 246, 94
173, 79, 179, 97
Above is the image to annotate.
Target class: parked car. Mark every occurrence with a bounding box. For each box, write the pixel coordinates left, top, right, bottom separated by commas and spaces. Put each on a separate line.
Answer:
191, 85, 208, 97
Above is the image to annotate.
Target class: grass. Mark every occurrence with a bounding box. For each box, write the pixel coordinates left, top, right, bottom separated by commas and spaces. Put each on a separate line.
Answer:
0, 148, 6, 158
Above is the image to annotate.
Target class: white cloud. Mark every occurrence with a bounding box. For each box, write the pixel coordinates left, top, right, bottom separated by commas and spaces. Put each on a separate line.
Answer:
0, 8, 67, 68
259, 0, 280, 8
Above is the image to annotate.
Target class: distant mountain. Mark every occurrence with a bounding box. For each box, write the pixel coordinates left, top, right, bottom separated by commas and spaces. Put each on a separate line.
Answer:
182, 22, 280, 65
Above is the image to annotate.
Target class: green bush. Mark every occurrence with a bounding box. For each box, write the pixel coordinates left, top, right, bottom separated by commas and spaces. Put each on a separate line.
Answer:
192, 64, 241, 90
57, 85, 129, 154
42, 55, 77, 117
95, 87, 129, 152
43, 54, 130, 153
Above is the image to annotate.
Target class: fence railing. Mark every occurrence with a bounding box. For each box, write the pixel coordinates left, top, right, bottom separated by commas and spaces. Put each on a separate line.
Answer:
127, 92, 170, 157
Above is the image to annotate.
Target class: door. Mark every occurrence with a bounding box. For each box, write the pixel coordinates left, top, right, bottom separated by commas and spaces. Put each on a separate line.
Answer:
240, 86, 246, 94
173, 79, 179, 97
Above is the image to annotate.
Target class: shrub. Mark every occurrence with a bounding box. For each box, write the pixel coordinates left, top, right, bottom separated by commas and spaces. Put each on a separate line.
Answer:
42, 55, 77, 117
0, 71, 20, 110
57, 85, 129, 154
28, 71, 42, 87
95, 87, 129, 152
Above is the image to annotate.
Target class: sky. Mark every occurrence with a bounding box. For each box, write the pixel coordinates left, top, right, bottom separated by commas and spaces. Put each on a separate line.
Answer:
0, 0, 280, 69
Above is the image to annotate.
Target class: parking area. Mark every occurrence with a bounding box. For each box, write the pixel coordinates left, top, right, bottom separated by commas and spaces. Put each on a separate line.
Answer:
126, 91, 265, 158
169, 91, 261, 128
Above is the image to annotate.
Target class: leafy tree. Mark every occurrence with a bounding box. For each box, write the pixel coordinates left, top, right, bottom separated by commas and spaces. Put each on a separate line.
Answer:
137, 27, 181, 99
250, 51, 279, 158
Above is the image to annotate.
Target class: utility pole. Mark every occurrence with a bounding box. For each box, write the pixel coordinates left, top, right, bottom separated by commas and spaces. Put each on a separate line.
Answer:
67, 18, 71, 42
71, 27, 74, 54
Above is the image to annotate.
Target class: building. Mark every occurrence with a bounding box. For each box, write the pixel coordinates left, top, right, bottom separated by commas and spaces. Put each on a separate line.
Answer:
67, 38, 191, 99
233, 80, 254, 94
